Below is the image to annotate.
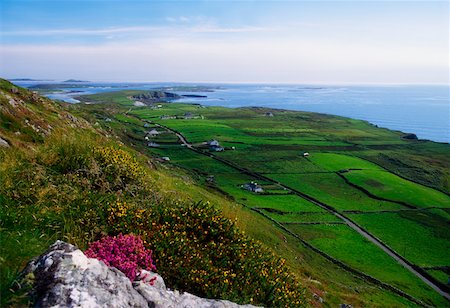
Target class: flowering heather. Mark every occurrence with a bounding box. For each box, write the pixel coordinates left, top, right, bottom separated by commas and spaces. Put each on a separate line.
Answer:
85, 234, 156, 281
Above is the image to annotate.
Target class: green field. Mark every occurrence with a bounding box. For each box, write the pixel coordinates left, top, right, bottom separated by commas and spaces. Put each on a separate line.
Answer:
68, 91, 450, 306
343, 170, 450, 208
307, 153, 384, 171
348, 211, 450, 267
269, 173, 406, 212
285, 223, 445, 304
426, 269, 449, 286
262, 210, 341, 223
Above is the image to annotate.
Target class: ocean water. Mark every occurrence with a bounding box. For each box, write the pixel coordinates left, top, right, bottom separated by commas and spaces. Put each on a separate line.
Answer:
16, 81, 449, 143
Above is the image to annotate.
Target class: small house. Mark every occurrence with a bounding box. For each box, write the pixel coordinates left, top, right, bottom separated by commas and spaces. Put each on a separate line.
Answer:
147, 142, 160, 148
160, 115, 175, 120
303, 152, 310, 157
143, 123, 150, 128
209, 145, 224, 152
265, 112, 274, 117
184, 112, 194, 119
207, 139, 220, 146
242, 182, 264, 193
161, 156, 170, 161
147, 129, 160, 137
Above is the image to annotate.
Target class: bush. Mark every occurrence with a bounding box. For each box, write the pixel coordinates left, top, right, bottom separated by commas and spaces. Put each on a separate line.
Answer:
0, 136, 306, 307
85, 234, 156, 281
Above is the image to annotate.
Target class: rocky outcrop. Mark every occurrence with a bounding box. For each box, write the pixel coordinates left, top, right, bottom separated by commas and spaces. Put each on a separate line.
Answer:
20, 241, 259, 308
131, 91, 181, 104
402, 133, 418, 140
0, 80, 92, 146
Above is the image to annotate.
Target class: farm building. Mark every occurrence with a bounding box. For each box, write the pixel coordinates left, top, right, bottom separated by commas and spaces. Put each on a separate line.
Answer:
147, 129, 160, 137
207, 139, 220, 146
184, 112, 194, 119
147, 142, 160, 148
302, 152, 310, 157
242, 182, 264, 193
209, 145, 224, 152
143, 123, 150, 128
265, 112, 274, 117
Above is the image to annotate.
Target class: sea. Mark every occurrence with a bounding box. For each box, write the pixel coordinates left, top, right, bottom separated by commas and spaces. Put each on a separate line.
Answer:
14, 81, 450, 143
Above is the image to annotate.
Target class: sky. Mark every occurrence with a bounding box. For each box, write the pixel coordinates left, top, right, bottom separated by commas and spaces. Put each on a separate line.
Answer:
0, 0, 448, 84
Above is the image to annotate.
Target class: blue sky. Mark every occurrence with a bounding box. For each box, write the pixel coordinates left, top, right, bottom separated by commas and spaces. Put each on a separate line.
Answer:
0, 0, 448, 83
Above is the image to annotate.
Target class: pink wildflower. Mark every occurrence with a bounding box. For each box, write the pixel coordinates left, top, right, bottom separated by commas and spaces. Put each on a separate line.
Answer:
85, 234, 156, 281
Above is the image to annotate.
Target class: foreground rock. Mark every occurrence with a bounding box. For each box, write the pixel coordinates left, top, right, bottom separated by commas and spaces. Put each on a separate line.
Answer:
20, 241, 259, 308
0, 136, 9, 147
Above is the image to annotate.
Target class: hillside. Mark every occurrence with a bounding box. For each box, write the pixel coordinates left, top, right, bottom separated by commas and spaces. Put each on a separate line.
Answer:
1, 79, 449, 307
0, 79, 305, 307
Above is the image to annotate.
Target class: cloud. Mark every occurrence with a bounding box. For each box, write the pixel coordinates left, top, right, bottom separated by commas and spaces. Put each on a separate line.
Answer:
0, 24, 274, 37
1, 27, 158, 36
166, 16, 191, 23
1, 35, 447, 84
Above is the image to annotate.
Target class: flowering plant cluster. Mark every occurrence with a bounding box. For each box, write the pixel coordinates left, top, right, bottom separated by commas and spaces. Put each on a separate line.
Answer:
147, 201, 306, 306
85, 234, 156, 281
2, 135, 306, 307
93, 146, 145, 184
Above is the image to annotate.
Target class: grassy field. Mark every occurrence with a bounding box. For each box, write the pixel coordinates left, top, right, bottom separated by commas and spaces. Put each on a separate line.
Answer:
348, 211, 450, 267
269, 173, 406, 212
285, 224, 447, 305
343, 169, 450, 208
307, 153, 384, 171
66, 90, 450, 306
426, 269, 449, 286
262, 210, 341, 223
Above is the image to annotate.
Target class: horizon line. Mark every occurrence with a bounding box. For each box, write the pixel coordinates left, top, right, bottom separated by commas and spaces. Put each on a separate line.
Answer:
4, 77, 449, 87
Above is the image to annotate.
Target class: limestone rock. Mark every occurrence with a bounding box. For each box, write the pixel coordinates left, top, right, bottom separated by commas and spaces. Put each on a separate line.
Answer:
134, 280, 257, 308
22, 240, 147, 307
20, 241, 260, 308
0, 137, 9, 147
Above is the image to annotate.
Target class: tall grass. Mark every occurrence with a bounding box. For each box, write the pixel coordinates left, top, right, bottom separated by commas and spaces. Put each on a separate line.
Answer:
0, 131, 306, 307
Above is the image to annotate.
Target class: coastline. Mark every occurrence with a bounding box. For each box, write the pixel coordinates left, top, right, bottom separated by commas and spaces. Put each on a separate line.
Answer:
15, 81, 449, 144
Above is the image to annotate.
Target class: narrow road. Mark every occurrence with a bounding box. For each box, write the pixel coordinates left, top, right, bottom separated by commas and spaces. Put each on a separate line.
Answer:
335, 212, 450, 301
155, 121, 450, 302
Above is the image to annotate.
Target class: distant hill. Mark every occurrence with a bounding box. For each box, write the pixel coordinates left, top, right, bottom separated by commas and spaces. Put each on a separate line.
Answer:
8, 78, 52, 81
29, 83, 89, 90
63, 79, 90, 82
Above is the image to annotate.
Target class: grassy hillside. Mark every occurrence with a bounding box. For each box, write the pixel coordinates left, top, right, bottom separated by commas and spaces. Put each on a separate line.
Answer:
2, 81, 449, 307
71, 89, 450, 306
0, 80, 308, 307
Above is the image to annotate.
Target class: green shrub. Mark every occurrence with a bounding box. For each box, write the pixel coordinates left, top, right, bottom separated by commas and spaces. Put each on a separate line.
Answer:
0, 134, 306, 307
